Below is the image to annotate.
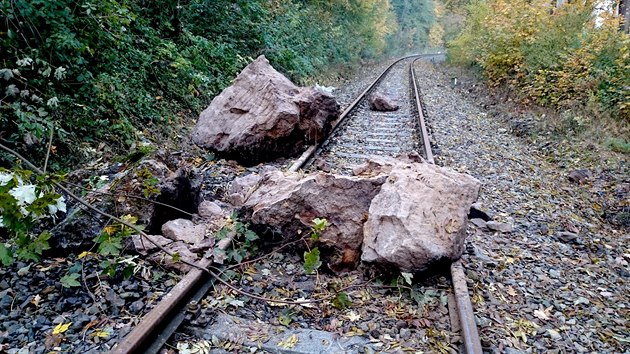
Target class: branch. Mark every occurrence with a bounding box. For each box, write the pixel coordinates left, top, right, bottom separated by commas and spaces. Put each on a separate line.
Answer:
0, 142, 358, 306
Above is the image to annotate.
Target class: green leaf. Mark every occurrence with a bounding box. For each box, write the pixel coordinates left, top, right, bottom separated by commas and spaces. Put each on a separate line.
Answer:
0, 244, 13, 266
332, 292, 351, 309
60, 273, 81, 288
303, 248, 322, 275
171, 252, 181, 263
98, 238, 123, 256
312, 218, 328, 232
244, 230, 259, 242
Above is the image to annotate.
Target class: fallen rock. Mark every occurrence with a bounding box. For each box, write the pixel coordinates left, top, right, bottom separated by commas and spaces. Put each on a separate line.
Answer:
192, 55, 340, 165
486, 221, 514, 233
132, 234, 173, 255
238, 168, 387, 271
162, 219, 207, 245
369, 92, 399, 111
157, 242, 199, 273
361, 155, 481, 272
567, 169, 591, 183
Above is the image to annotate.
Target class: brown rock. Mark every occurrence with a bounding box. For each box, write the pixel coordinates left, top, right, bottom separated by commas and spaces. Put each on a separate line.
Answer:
162, 219, 207, 245
132, 234, 173, 255
192, 55, 340, 165
369, 92, 399, 111
361, 155, 481, 272
240, 168, 387, 270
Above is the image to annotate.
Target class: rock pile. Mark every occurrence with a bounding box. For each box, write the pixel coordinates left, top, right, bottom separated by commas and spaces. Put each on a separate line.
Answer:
231, 153, 481, 273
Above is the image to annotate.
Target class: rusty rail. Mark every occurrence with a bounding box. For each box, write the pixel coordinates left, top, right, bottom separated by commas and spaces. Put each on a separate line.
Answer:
410, 58, 482, 354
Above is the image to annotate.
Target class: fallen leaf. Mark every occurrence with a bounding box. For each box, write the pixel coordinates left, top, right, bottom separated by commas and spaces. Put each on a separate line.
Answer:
278, 334, 299, 349
534, 305, 552, 321
52, 322, 71, 335
506, 286, 518, 297
345, 310, 361, 322
31, 294, 41, 307
90, 327, 112, 339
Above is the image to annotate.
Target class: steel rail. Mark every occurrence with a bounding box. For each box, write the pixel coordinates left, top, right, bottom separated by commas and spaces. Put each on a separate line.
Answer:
288, 53, 441, 172
110, 236, 233, 354
410, 58, 483, 354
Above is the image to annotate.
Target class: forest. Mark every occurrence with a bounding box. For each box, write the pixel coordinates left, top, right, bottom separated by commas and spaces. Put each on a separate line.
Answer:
0, 0, 436, 168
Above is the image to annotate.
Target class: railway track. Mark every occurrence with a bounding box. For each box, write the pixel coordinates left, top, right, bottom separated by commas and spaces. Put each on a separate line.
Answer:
110, 54, 482, 354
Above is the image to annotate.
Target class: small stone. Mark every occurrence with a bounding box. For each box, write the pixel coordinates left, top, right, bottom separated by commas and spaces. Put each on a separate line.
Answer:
557, 231, 579, 243
129, 300, 145, 314
574, 296, 590, 306
105, 289, 125, 308
469, 202, 491, 221
399, 328, 411, 340
470, 218, 487, 228
549, 269, 561, 278
486, 221, 513, 233
567, 169, 591, 183
547, 329, 561, 339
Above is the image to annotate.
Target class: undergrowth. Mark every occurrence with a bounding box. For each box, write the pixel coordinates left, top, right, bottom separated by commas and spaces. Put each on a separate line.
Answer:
447, 0, 630, 127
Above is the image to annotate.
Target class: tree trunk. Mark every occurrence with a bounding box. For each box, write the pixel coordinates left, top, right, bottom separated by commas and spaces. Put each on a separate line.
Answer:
621, 0, 630, 33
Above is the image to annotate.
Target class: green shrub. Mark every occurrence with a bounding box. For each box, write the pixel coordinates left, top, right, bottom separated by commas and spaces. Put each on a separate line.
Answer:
448, 0, 630, 121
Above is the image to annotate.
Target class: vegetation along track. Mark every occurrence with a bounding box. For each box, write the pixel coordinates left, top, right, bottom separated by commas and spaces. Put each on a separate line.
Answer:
110, 54, 482, 354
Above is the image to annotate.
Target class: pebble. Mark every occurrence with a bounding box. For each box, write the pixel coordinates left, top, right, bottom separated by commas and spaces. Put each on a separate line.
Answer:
486, 221, 513, 233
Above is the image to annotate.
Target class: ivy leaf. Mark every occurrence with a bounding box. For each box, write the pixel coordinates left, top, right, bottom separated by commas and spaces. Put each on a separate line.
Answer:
0, 244, 12, 266
243, 229, 259, 242
303, 247, 322, 275
60, 273, 81, 288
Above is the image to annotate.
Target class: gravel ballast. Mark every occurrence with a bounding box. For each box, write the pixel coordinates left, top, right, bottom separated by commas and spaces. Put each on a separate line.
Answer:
415, 60, 628, 353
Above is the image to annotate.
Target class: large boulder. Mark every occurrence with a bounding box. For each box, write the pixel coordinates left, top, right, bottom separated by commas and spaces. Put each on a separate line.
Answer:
361, 155, 481, 272
235, 169, 387, 271
192, 56, 340, 165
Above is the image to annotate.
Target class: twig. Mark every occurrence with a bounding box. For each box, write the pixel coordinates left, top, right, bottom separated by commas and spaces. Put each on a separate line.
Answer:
62, 180, 194, 217
43, 125, 54, 173
223, 237, 307, 272
0, 142, 354, 306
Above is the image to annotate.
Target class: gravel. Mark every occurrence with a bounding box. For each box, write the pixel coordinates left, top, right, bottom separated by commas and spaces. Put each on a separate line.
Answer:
414, 60, 629, 353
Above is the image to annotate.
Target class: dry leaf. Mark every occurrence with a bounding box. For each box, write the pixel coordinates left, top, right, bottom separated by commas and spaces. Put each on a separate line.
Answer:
345, 310, 361, 322
278, 334, 299, 349
506, 286, 518, 297
533, 305, 553, 321
31, 294, 41, 307
52, 322, 71, 335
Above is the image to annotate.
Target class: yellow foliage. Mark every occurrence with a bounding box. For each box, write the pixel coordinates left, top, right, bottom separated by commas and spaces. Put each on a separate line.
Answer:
448, 0, 630, 121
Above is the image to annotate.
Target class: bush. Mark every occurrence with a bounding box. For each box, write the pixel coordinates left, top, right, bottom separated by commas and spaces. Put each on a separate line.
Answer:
1, 0, 422, 169
448, 0, 630, 121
